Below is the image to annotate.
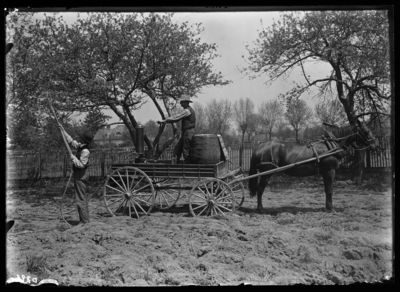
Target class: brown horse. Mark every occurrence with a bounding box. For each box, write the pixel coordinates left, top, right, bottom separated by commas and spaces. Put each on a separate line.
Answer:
248, 120, 378, 212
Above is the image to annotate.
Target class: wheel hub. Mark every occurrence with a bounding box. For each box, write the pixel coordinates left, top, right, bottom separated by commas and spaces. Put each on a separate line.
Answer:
124, 192, 132, 199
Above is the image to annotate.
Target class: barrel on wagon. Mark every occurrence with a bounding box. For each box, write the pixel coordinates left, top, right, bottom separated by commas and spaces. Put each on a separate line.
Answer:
190, 134, 222, 164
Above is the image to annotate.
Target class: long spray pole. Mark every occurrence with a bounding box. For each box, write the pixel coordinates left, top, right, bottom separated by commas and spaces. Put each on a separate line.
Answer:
48, 94, 74, 229
48, 97, 73, 156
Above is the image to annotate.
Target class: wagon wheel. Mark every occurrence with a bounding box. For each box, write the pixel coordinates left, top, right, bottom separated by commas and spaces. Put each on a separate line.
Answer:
103, 166, 155, 218
227, 180, 245, 208
151, 178, 182, 209
188, 178, 234, 217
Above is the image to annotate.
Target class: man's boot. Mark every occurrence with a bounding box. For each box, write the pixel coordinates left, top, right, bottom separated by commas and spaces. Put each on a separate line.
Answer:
171, 156, 178, 165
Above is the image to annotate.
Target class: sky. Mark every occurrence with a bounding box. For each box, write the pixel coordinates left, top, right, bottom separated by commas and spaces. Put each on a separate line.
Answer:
27, 10, 331, 127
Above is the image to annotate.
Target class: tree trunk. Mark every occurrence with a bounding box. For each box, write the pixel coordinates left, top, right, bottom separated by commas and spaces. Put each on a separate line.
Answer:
352, 150, 365, 185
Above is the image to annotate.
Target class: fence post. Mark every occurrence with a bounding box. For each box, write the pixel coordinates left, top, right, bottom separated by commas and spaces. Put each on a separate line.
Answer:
239, 144, 243, 168
101, 151, 105, 178
366, 149, 371, 168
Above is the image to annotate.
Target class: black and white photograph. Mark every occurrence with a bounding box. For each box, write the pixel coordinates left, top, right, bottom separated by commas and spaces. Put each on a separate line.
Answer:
5, 6, 394, 286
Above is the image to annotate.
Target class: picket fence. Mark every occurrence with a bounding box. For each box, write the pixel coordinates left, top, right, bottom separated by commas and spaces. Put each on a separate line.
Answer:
6, 136, 391, 181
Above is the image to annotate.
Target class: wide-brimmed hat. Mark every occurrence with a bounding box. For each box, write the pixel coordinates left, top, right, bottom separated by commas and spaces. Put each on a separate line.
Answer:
178, 95, 193, 103
77, 130, 95, 145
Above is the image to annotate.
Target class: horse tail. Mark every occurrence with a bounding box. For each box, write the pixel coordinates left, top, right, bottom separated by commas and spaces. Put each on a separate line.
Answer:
248, 149, 259, 197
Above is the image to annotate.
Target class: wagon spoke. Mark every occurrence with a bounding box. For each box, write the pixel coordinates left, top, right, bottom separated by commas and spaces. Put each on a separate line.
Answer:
106, 184, 125, 194
215, 192, 232, 201
212, 205, 219, 216
203, 182, 211, 197
129, 198, 139, 218
191, 203, 208, 211
214, 205, 226, 216
214, 187, 229, 200
111, 198, 127, 214
126, 168, 129, 192
106, 197, 124, 208
159, 190, 171, 206
215, 184, 224, 197
122, 199, 128, 215
104, 193, 125, 197
196, 187, 208, 198
131, 176, 145, 191
133, 183, 151, 193
134, 196, 153, 206
218, 197, 231, 204
206, 205, 210, 216
215, 204, 232, 212
128, 171, 137, 190
162, 190, 178, 201
131, 199, 148, 213
110, 176, 126, 192
197, 205, 209, 216
117, 170, 128, 192
192, 193, 207, 202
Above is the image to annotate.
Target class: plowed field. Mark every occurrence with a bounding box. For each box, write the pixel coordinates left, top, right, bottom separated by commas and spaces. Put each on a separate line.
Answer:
6, 172, 393, 286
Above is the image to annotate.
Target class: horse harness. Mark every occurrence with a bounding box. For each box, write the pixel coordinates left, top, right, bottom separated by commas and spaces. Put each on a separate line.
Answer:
257, 134, 345, 174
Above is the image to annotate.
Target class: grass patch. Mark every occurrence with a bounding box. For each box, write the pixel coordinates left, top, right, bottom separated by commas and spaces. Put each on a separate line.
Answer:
26, 253, 53, 280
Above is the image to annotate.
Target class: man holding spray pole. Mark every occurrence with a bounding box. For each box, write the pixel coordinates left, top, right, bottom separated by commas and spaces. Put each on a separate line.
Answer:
59, 126, 95, 226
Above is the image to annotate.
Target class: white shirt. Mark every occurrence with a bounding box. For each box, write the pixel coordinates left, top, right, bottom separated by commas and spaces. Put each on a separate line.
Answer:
62, 130, 90, 169
165, 109, 191, 123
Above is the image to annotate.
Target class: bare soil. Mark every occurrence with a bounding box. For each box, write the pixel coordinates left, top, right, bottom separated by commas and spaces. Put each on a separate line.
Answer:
6, 173, 393, 286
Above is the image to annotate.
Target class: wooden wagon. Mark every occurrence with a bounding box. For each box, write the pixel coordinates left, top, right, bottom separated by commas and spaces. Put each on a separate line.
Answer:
103, 160, 246, 218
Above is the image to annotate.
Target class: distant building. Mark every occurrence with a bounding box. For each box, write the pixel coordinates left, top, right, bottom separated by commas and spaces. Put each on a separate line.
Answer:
94, 125, 130, 147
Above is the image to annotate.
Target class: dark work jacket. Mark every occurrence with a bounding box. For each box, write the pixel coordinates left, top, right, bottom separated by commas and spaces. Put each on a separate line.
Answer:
182, 106, 196, 131
73, 145, 90, 173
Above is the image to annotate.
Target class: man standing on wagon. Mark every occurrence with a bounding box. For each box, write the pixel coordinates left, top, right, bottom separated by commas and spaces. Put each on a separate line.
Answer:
59, 126, 95, 227
157, 94, 196, 164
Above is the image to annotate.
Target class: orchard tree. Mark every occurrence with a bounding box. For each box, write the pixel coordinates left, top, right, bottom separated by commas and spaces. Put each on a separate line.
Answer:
284, 98, 313, 141
205, 98, 232, 135
245, 113, 260, 143
232, 97, 255, 148
258, 98, 284, 141
243, 10, 390, 183
243, 10, 390, 126
315, 98, 347, 126
192, 102, 208, 134
7, 12, 230, 157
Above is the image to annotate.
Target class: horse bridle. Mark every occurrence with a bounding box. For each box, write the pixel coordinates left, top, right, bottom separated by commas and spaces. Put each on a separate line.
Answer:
353, 124, 377, 150
333, 125, 374, 151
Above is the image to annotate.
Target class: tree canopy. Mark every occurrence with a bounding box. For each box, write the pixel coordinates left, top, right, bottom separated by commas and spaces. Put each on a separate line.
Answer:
285, 98, 313, 141
258, 98, 284, 141
7, 12, 230, 155
243, 10, 390, 130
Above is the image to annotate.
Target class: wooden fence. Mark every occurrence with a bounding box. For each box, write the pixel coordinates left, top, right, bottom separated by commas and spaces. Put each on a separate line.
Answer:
6, 136, 391, 181
226, 136, 392, 172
